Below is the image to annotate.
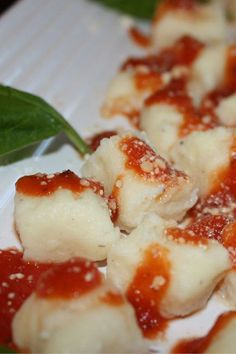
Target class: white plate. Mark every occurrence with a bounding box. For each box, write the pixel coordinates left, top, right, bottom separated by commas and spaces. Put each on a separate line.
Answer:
0, 0, 230, 352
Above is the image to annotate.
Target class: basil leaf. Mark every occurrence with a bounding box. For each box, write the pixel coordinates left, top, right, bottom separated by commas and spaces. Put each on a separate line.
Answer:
0, 85, 91, 158
91, 0, 158, 19
91, 0, 210, 19
0, 345, 16, 353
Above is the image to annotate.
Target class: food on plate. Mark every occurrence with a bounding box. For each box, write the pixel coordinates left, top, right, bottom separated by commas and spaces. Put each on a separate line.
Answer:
2, 0, 236, 352
139, 77, 216, 160
107, 214, 231, 337
82, 132, 197, 231
151, 0, 227, 49
14, 170, 119, 262
13, 258, 147, 353
172, 311, 236, 353
102, 36, 204, 123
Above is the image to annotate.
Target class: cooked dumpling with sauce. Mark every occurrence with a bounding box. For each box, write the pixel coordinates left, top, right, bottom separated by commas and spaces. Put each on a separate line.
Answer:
172, 311, 236, 353
151, 0, 227, 50
170, 127, 234, 198
14, 170, 119, 262
102, 36, 203, 123
140, 79, 205, 160
82, 133, 197, 231
13, 258, 147, 353
107, 214, 231, 333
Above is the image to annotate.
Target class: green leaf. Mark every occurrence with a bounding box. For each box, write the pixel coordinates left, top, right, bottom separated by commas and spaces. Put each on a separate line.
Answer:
0, 85, 91, 159
91, 0, 158, 19
91, 0, 210, 19
0, 345, 16, 353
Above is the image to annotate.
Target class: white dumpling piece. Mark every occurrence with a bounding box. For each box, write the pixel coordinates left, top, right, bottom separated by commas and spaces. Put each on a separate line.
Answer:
82, 132, 198, 231
140, 102, 184, 160
13, 258, 147, 354
14, 170, 119, 262
215, 93, 236, 127
107, 214, 231, 319
151, 1, 227, 50
170, 127, 234, 198
187, 44, 226, 104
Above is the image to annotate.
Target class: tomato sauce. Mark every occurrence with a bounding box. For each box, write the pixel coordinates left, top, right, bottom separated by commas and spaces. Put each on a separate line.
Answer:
166, 227, 208, 246
108, 177, 121, 223
16, 170, 104, 197
187, 215, 230, 242
119, 135, 185, 183
123, 36, 203, 74
128, 27, 151, 48
87, 130, 117, 152
172, 311, 236, 353
101, 291, 124, 306
126, 243, 170, 338
36, 258, 102, 299
135, 71, 163, 93
224, 45, 236, 91
0, 249, 50, 346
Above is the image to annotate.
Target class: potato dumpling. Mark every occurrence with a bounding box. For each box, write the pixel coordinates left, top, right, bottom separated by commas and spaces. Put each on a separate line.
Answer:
13, 258, 147, 354
82, 133, 197, 231
151, 1, 227, 50
107, 214, 231, 323
187, 44, 227, 104
170, 127, 234, 198
140, 102, 183, 161
15, 170, 119, 262
215, 93, 236, 127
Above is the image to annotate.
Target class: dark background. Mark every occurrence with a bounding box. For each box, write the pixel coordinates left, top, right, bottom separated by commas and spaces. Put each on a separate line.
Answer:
0, 0, 20, 15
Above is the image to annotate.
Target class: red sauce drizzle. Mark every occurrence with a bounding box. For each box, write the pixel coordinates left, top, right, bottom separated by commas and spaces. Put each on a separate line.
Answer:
166, 227, 208, 246
16, 170, 104, 197
108, 178, 121, 223
0, 249, 50, 346
87, 130, 117, 152
120, 135, 185, 182
187, 215, 230, 242
221, 222, 236, 265
224, 45, 236, 91
135, 71, 163, 93
172, 311, 236, 353
36, 258, 102, 299
101, 291, 124, 306
122, 36, 203, 73
129, 27, 151, 48
202, 87, 235, 111
126, 243, 170, 338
